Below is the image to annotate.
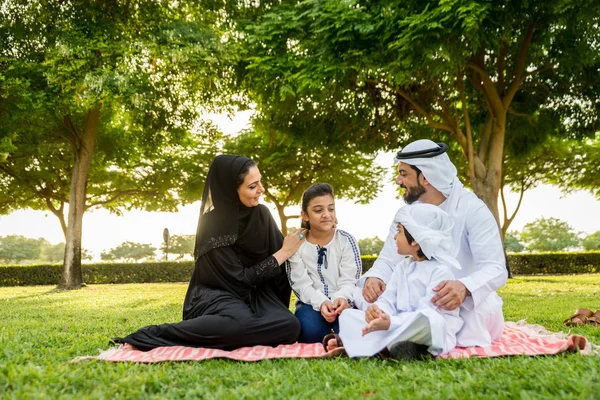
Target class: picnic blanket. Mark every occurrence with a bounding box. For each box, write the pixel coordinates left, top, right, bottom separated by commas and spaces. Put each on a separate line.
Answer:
73, 321, 596, 363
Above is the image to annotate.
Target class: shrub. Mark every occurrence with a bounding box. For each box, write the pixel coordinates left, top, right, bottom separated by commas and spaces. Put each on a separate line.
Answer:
507, 252, 600, 275
1, 253, 599, 286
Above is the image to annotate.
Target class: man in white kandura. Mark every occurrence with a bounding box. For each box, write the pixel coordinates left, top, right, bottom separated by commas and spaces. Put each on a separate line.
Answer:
354, 139, 507, 347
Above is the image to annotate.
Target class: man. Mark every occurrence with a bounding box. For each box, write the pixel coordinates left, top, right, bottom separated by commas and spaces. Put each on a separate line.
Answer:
355, 139, 507, 347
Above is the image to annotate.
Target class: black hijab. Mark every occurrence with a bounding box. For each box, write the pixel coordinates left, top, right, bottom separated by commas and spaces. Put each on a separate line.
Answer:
186, 155, 289, 308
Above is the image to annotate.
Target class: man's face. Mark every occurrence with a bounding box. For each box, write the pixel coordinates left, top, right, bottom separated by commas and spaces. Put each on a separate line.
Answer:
395, 162, 426, 204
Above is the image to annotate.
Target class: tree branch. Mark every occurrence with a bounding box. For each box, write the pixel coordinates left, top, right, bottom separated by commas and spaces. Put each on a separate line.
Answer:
503, 22, 536, 108
458, 72, 475, 180
467, 61, 505, 118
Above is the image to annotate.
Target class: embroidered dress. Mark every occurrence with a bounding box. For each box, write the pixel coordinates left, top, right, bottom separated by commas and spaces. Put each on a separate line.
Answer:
287, 229, 362, 311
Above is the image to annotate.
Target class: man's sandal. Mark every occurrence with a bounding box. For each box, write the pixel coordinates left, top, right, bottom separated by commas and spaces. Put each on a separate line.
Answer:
587, 310, 600, 327
563, 308, 593, 326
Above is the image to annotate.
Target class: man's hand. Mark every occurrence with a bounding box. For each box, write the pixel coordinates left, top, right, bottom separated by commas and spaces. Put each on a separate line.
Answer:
320, 301, 337, 323
332, 298, 350, 315
431, 280, 470, 311
362, 278, 386, 303
362, 313, 391, 335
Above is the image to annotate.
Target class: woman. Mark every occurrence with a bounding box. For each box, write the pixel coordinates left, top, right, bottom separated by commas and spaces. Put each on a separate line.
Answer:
113, 155, 304, 351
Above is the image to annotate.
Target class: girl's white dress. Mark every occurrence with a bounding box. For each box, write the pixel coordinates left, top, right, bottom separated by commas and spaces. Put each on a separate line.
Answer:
287, 229, 362, 310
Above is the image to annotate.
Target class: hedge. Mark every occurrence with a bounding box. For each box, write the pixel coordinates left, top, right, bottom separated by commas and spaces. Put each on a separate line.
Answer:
507, 251, 600, 275
1, 252, 599, 286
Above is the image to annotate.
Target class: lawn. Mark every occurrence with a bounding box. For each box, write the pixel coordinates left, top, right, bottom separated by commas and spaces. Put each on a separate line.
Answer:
1, 275, 599, 399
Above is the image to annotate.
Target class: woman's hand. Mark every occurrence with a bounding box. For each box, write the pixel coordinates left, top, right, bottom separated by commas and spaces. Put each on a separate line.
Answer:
273, 228, 307, 264
333, 298, 350, 315
320, 301, 337, 323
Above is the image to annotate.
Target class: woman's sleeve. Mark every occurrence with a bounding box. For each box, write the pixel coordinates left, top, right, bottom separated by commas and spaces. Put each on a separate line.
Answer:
287, 252, 329, 311
332, 232, 363, 303
209, 246, 283, 286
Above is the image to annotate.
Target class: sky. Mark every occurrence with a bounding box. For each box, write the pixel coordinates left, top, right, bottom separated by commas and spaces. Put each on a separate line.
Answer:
1, 112, 598, 259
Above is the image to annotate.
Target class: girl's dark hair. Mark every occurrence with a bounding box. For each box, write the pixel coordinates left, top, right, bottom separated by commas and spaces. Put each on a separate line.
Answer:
235, 160, 257, 189
402, 225, 426, 259
301, 183, 335, 230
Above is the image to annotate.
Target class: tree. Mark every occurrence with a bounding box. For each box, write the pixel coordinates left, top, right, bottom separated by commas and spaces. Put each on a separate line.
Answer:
0, 1, 231, 288
503, 232, 525, 253
240, 0, 600, 227
162, 234, 195, 260
582, 231, 600, 251
358, 237, 385, 256
100, 242, 157, 262
500, 135, 600, 236
0, 235, 42, 263
225, 129, 385, 235
520, 218, 580, 252
39, 241, 92, 263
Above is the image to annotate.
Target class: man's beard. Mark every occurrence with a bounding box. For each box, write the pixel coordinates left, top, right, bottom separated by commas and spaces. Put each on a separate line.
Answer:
401, 183, 426, 204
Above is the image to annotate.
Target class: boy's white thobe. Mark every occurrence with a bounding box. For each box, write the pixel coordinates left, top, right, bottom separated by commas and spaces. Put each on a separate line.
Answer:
340, 257, 463, 358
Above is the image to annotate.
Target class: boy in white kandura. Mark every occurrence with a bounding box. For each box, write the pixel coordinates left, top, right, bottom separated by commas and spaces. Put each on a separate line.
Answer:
325, 203, 463, 360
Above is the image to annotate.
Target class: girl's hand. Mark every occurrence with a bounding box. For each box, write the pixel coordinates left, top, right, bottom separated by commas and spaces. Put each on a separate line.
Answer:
365, 304, 383, 323
362, 313, 391, 335
333, 298, 350, 315
320, 301, 337, 323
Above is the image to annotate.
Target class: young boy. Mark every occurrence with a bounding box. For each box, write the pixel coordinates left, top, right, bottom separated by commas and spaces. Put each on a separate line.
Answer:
325, 203, 464, 360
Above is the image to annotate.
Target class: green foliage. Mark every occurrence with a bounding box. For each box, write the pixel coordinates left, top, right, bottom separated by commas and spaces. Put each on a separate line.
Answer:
0, 261, 195, 286
225, 129, 385, 234
163, 234, 195, 260
0, 235, 92, 264
358, 237, 385, 256
582, 231, 600, 251
508, 252, 600, 275
520, 217, 581, 252
100, 242, 157, 262
0, 235, 41, 263
504, 232, 525, 253
240, 0, 600, 228
0, 0, 230, 283
1, 277, 600, 398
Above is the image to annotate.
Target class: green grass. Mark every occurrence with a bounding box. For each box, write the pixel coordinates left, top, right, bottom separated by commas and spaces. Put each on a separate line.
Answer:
1, 276, 600, 399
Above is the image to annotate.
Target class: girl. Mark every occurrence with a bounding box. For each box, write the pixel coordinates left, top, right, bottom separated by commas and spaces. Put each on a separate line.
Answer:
287, 183, 362, 343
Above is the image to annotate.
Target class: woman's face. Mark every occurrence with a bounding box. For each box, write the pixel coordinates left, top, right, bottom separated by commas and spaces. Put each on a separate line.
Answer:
302, 194, 336, 232
237, 166, 264, 207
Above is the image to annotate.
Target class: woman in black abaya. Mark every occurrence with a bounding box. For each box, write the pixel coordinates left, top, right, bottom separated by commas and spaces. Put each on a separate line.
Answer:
113, 155, 304, 351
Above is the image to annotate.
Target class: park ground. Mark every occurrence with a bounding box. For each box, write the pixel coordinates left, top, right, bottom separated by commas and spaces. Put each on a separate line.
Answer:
1, 275, 600, 399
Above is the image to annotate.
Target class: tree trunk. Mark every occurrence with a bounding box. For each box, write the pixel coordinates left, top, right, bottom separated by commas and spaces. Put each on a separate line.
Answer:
470, 115, 506, 229
58, 108, 100, 289
276, 205, 290, 236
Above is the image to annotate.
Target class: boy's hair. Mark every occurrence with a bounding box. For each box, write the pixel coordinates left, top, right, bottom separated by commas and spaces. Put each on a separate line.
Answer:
301, 183, 335, 230
402, 224, 426, 259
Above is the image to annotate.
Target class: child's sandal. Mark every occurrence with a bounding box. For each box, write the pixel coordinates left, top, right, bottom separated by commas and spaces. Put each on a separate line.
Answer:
322, 331, 343, 352
563, 308, 593, 326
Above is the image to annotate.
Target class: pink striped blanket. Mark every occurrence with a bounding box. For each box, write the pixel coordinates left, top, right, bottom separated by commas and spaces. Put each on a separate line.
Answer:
74, 321, 595, 363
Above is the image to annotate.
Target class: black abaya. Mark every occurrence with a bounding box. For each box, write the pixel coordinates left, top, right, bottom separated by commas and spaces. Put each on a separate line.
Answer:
113, 155, 299, 351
